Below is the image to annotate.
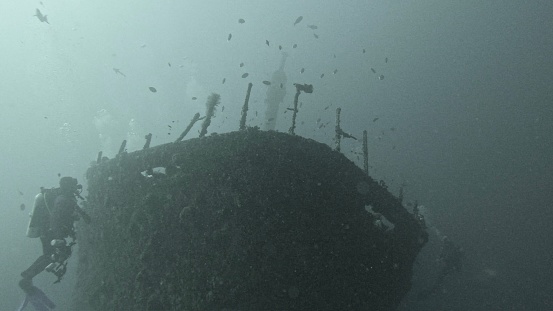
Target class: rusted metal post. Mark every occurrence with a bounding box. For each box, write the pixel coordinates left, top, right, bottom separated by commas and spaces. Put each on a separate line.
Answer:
175, 113, 202, 142
335, 108, 342, 151
143, 133, 152, 149
240, 83, 253, 130
118, 140, 127, 155
288, 83, 313, 135
363, 130, 368, 175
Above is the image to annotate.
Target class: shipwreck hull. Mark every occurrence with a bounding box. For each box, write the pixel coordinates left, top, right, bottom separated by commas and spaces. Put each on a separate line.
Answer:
73, 128, 427, 310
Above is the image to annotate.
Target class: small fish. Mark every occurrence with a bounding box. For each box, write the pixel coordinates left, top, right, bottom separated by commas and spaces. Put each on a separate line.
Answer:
363, 49, 366, 53
113, 68, 126, 77
371, 68, 376, 74
268, 118, 275, 121
307, 25, 318, 30
140, 44, 147, 48
34, 8, 49, 24
385, 57, 388, 63
279, 45, 282, 50
192, 97, 197, 100
333, 54, 336, 58
18, 190, 24, 196
149, 86, 157, 93
390, 127, 395, 131
373, 117, 379, 122
222, 106, 225, 112
238, 18, 245, 24
262, 81, 271, 85
168, 62, 171, 67
293, 16, 303, 26
324, 105, 330, 110
240, 62, 244, 67
20, 203, 26, 211
333, 69, 338, 74
241, 73, 249, 78
228, 33, 232, 41
313, 33, 319, 39
222, 78, 226, 84
293, 43, 298, 48
378, 74, 385, 80
265, 40, 270, 46
300, 68, 305, 74
280, 83, 283, 88
320, 73, 324, 78
168, 125, 172, 128
316, 118, 321, 123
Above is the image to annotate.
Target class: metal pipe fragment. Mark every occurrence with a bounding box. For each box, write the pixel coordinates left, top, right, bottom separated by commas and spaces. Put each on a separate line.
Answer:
363, 130, 368, 175
335, 108, 342, 151
118, 140, 127, 155
175, 113, 202, 142
288, 83, 313, 135
334, 108, 357, 152
288, 90, 300, 135
199, 93, 221, 138
240, 83, 253, 130
143, 133, 152, 149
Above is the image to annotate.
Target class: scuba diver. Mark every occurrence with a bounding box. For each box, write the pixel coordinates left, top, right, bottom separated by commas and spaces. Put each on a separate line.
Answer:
417, 235, 464, 300
18, 177, 91, 298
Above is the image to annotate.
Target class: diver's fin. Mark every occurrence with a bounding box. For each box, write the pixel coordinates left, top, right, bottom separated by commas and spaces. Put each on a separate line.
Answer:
16, 296, 29, 311
26, 285, 56, 310
28, 299, 49, 311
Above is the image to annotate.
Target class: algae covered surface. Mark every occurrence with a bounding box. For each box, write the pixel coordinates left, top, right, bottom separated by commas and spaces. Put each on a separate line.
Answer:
74, 128, 426, 310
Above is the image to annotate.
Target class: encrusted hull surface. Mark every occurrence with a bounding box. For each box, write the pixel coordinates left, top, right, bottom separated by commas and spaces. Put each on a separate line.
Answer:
73, 129, 427, 311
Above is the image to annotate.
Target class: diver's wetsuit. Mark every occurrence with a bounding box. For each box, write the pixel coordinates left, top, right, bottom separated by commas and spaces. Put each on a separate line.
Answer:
50, 193, 78, 239
20, 234, 55, 284
20, 192, 77, 291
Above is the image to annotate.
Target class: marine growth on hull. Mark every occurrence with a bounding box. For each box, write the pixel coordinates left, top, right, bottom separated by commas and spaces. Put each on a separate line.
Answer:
74, 127, 427, 311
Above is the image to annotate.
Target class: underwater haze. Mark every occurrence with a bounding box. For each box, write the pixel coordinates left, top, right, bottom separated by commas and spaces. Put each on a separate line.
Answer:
1, 0, 552, 310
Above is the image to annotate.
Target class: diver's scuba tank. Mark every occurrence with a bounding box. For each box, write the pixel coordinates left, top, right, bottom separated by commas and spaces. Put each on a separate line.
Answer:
26, 193, 48, 238
26, 188, 60, 238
